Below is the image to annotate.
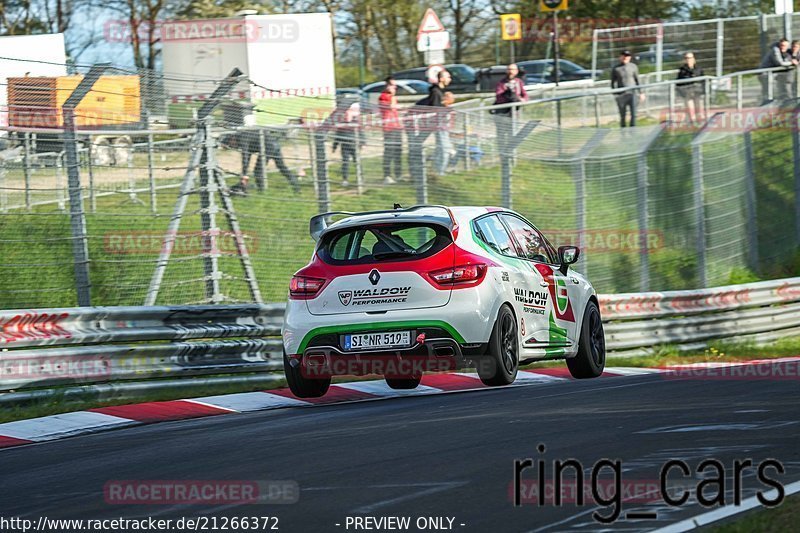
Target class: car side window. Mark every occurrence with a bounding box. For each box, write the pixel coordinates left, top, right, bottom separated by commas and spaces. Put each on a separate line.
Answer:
474, 215, 517, 256
501, 215, 555, 264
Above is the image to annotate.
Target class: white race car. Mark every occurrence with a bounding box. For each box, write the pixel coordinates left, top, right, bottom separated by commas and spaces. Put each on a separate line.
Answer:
282, 205, 605, 397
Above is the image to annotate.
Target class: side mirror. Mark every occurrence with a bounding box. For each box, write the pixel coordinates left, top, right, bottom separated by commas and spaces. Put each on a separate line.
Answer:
558, 245, 580, 275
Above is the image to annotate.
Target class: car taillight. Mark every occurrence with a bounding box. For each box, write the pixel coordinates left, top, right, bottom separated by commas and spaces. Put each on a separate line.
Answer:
289, 275, 327, 299
429, 264, 487, 287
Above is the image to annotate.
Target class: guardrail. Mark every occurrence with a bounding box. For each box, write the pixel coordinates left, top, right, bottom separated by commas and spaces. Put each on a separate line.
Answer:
601, 277, 800, 354
1, 278, 798, 403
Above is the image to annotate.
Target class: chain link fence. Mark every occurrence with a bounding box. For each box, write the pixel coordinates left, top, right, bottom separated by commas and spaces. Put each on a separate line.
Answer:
592, 12, 800, 79
1, 58, 799, 309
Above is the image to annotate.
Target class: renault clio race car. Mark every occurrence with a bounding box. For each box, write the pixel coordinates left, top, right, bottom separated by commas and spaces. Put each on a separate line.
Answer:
282, 205, 605, 398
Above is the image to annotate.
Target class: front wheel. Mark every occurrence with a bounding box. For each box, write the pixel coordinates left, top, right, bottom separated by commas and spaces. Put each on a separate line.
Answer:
283, 351, 331, 398
566, 300, 606, 379
478, 305, 519, 386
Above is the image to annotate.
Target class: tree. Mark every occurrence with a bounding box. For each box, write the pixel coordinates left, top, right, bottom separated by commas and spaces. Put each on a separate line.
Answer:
438, 0, 494, 62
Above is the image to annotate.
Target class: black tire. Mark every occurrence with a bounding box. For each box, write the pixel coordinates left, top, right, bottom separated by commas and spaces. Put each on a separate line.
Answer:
566, 300, 606, 379
385, 375, 422, 390
283, 351, 331, 398
478, 305, 519, 386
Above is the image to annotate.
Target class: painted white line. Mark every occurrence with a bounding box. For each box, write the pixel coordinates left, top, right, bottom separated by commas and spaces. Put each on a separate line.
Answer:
335, 380, 442, 397
187, 392, 308, 412
515, 371, 569, 383
605, 367, 667, 376
651, 479, 800, 532
0, 411, 134, 441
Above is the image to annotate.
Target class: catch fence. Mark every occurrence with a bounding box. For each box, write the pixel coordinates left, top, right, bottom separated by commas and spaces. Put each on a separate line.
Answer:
0, 58, 798, 309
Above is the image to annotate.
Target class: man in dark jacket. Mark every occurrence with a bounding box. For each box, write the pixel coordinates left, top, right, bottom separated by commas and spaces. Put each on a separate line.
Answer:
759, 39, 797, 103
611, 50, 643, 127
676, 52, 704, 125
430, 70, 452, 176
492, 63, 528, 158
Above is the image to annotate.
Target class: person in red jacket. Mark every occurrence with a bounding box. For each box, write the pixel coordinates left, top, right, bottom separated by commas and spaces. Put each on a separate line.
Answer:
378, 77, 402, 184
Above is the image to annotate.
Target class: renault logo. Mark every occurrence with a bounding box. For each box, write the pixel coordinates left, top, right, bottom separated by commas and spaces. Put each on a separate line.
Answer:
368, 269, 381, 286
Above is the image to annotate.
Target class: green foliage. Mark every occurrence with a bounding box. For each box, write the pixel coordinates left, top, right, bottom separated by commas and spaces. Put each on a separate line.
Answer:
727, 267, 761, 285
335, 63, 365, 88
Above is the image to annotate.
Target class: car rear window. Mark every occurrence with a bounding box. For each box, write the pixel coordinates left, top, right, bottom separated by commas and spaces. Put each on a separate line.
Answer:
318, 223, 451, 265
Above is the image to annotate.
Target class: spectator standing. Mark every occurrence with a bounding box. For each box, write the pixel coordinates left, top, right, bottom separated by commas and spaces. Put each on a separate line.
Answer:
331, 98, 360, 187
676, 52, 705, 125
759, 39, 797, 103
378, 77, 401, 184
492, 63, 528, 159
430, 70, 452, 176
222, 101, 299, 193
611, 51, 643, 127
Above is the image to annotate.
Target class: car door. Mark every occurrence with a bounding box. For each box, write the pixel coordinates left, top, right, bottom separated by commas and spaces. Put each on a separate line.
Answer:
500, 214, 580, 350
472, 214, 530, 344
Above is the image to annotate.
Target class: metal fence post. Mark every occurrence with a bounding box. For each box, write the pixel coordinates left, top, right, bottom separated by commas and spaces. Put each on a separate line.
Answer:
793, 108, 800, 246
86, 134, 96, 213
147, 129, 156, 213
0, 161, 6, 213
704, 78, 711, 117
637, 154, 650, 291
668, 83, 675, 124
655, 24, 663, 82
199, 120, 222, 303
591, 29, 599, 82
737, 74, 743, 111
743, 131, 759, 272
594, 94, 600, 127
716, 19, 724, 78
314, 128, 331, 213
768, 70, 774, 102
22, 132, 32, 211
784, 11, 792, 43
691, 143, 707, 288
307, 128, 318, 196
258, 128, 268, 191
463, 113, 470, 171
355, 122, 364, 195
62, 65, 109, 306
56, 151, 66, 212
575, 158, 587, 274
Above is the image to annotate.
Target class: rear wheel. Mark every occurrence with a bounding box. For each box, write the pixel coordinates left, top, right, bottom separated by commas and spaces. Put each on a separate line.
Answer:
478, 305, 519, 386
385, 375, 422, 390
283, 351, 331, 398
566, 301, 606, 379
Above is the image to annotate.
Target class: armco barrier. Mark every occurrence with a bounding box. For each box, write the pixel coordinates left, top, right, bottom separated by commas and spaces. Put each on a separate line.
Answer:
599, 277, 800, 354
1, 278, 798, 402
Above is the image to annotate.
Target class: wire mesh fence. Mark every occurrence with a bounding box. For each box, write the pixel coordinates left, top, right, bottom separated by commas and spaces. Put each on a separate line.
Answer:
0, 58, 799, 309
592, 12, 800, 78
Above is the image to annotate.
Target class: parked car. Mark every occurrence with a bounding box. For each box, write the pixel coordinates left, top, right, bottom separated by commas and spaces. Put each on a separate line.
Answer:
516, 59, 602, 84
391, 63, 478, 93
282, 205, 605, 398
636, 45, 684, 65
361, 79, 431, 103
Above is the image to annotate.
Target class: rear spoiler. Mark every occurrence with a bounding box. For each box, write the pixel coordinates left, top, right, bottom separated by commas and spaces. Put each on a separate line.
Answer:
309, 205, 457, 242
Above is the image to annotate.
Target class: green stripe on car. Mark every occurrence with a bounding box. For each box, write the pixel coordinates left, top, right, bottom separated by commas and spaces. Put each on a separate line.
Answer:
297, 320, 467, 353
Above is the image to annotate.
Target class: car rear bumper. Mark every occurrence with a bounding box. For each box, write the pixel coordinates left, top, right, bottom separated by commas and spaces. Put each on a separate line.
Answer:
288, 337, 475, 378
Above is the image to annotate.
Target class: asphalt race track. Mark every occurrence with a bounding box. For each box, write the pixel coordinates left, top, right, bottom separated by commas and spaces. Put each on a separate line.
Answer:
1, 369, 799, 532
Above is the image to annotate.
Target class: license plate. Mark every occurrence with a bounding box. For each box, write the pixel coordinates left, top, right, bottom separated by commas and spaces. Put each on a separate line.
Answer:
343, 331, 412, 351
